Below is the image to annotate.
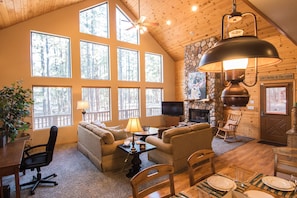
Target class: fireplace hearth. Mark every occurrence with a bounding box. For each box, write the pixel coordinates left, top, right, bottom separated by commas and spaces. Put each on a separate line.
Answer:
189, 109, 209, 123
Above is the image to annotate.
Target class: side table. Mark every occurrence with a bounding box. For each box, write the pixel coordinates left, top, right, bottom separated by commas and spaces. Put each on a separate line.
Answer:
118, 141, 156, 178
157, 127, 171, 138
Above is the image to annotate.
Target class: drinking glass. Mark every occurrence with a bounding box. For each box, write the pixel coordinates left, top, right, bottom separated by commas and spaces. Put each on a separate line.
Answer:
235, 167, 248, 187
290, 174, 297, 193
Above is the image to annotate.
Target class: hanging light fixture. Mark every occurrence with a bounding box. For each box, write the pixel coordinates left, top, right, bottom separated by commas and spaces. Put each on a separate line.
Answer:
198, 0, 282, 107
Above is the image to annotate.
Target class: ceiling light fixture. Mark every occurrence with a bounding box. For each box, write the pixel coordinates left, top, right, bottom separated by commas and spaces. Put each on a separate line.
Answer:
126, 0, 159, 34
197, 0, 281, 107
192, 5, 199, 12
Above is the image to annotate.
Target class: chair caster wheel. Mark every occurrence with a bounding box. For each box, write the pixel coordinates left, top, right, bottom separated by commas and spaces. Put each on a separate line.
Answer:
54, 182, 58, 186
53, 174, 57, 177
30, 191, 35, 195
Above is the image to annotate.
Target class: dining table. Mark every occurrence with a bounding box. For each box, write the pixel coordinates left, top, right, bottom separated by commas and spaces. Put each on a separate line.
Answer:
172, 165, 296, 198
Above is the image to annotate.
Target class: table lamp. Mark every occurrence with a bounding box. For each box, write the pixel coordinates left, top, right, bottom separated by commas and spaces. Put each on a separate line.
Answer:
77, 101, 89, 121
125, 117, 143, 153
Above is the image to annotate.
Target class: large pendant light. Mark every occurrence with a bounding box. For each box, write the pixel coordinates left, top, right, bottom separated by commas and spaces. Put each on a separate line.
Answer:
198, 0, 282, 107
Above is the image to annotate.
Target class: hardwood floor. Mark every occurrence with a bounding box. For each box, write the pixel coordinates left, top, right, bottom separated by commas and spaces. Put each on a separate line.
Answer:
155, 139, 276, 197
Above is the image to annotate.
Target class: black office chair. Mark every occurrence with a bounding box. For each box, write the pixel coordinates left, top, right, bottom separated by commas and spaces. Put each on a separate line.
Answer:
20, 126, 58, 195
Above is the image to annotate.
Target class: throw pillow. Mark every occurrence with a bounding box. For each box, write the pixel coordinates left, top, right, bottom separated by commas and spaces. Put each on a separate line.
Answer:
104, 127, 128, 140
223, 120, 237, 130
105, 125, 123, 130
79, 121, 90, 127
92, 127, 115, 144
91, 120, 106, 128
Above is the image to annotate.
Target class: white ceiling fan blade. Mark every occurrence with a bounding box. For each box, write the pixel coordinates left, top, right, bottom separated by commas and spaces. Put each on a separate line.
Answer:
139, 16, 146, 23
143, 22, 159, 26
126, 25, 136, 30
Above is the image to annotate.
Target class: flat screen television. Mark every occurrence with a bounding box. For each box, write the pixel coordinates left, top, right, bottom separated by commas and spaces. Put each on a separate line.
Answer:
161, 101, 184, 116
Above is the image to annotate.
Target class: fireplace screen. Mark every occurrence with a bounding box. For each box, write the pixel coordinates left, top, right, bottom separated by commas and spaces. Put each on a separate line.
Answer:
189, 109, 209, 123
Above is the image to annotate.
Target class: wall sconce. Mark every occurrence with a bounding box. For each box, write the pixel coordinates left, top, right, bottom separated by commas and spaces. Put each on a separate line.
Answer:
198, 0, 282, 107
125, 117, 143, 153
77, 101, 89, 121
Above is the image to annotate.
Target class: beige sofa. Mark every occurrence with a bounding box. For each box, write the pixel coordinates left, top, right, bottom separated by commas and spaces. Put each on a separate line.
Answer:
77, 121, 131, 172
146, 123, 213, 172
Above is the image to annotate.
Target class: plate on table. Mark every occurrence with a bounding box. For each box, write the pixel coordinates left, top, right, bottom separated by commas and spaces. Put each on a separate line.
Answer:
244, 190, 273, 198
262, 176, 295, 191
207, 175, 236, 191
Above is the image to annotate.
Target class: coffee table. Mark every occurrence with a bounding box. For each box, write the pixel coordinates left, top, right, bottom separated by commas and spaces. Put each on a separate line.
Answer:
118, 141, 156, 178
134, 127, 158, 141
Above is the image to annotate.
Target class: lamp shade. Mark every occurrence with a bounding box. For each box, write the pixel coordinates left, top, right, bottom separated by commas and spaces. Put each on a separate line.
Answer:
221, 82, 250, 106
198, 36, 282, 72
77, 101, 89, 110
125, 118, 143, 133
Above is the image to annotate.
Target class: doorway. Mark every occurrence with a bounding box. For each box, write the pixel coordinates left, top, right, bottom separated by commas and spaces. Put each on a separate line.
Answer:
260, 82, 293, 145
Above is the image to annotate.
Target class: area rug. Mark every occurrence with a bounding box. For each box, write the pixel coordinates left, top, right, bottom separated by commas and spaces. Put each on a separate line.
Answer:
212, 135, 254, 156
3, 143, 154, 198
3, 136, 253, 198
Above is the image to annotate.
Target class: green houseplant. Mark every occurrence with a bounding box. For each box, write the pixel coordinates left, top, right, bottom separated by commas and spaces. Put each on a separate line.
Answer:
0, 81, 33, 146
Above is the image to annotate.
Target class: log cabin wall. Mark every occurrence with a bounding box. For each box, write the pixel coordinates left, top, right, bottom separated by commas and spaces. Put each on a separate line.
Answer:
175, 34, 297, 140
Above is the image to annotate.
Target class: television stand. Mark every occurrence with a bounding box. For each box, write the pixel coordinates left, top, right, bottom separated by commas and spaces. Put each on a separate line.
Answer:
162, 115, 181, 127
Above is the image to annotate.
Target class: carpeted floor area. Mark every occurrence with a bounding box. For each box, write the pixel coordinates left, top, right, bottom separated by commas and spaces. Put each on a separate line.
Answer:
212, 135, 254, 156
3, 136, 253, 198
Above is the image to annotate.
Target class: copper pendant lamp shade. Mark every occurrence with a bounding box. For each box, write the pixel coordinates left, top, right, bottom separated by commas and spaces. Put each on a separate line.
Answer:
221, 82, 250, 106
198, 36, 281, 73
197, 0, 282, 107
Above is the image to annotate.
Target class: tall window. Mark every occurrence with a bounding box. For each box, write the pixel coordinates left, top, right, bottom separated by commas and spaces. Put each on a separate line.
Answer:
80, 41, 110, 80
117, 48, 139, 81
145, 53, 163, 82
146, 88, 163, 116
31, 32, 71, 78
33, 87, 72, 130
79, 2, 109, 38
118, 88, 140, 120
116, 6, 138, 44
82, 87, 111, 122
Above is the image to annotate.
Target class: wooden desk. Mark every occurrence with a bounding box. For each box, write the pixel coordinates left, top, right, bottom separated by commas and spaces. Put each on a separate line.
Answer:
0, 140, 25, 198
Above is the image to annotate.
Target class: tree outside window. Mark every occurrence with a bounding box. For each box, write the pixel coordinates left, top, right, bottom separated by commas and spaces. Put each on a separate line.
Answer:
116, 6, 139, 44
118, 88, 140, 120
82, 87, 111, 122
145, 52, 163, 82
79, 2, 109, 38
117, 48, 139, 81
146, 88, 163, 116
80, 41, 110, 80
31, 32, 71, 78
33, 87, 72, 130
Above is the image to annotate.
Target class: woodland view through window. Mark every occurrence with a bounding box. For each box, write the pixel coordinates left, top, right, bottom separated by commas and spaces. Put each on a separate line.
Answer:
31, 2, 164, 129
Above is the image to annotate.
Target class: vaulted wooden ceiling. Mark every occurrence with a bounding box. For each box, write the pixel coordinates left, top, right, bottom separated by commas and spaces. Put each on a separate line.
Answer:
0, 0, 295, 61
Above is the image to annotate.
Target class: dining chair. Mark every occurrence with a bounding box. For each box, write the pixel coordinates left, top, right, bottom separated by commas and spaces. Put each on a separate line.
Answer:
273, 147, 297, 177
187, 149, 215, 186
215, 111, 242, 142
130, 164, 175, 198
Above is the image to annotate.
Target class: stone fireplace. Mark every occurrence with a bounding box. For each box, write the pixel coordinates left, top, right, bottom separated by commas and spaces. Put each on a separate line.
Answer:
189, 109, 209, 123
184, 37, 224, 127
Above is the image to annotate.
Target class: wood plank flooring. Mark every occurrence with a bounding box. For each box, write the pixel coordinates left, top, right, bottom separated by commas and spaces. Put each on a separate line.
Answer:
155, 139, 276, 197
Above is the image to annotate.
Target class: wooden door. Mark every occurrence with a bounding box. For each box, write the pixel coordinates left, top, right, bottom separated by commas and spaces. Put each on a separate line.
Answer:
260, 82, 293, 145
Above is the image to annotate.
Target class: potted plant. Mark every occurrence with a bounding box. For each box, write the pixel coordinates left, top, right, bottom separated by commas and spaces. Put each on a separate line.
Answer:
0, 81, 33, 147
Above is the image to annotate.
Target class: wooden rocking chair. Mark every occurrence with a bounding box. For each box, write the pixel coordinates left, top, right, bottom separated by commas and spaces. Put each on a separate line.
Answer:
216, 111, 242, 142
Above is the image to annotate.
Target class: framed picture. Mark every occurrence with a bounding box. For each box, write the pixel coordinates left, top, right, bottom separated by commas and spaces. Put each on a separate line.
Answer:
187, 72, 206, 100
